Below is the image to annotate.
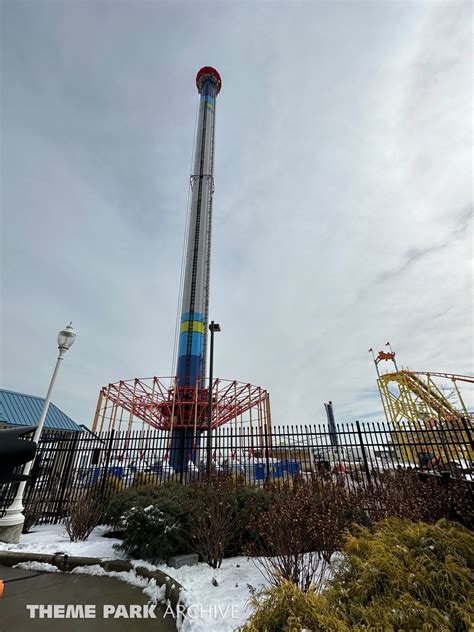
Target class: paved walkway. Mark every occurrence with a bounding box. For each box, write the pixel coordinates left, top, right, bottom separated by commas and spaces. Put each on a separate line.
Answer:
0, 565, 177, 632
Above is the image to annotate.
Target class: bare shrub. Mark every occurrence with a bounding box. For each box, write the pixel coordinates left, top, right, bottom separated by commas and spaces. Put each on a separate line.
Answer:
364, 470, 474, 529
363, 470, 449, 523
253, 481, 320, 591
247, 469, 472, 593
22, 495, 47, 533
188, 472, 241, 569
65, 496, 103, 542
312, 481, 368, 566
448, 477, 473, 529
248, 478, 357, 592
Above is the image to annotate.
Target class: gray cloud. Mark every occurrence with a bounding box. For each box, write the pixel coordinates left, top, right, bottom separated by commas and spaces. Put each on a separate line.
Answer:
375, 204, 472, 284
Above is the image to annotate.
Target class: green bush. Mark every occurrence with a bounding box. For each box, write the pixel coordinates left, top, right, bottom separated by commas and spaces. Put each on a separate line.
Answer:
242, 519, 474, 632
119, 503, 189, 560
104, 482, 187, 526
325, 518, 474, 631
104, 482, 193, 560
242, 579, 334, 632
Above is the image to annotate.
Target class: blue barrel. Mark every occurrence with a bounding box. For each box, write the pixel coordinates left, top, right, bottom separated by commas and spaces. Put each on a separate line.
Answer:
152, 462, 163, 475
108, 466, 124, 480
254, 463, 266, 480
91, 466, 124, 482
271, 462, 283, 478
91, 467, 102, 483
286, 460, 300, 475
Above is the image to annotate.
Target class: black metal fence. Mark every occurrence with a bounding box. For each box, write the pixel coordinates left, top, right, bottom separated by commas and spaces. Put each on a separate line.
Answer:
1, 420, 473, 524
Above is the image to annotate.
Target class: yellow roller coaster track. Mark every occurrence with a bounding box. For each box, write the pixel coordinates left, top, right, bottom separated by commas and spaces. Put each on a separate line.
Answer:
378, 370, 473, 430
377, 370, 473, 466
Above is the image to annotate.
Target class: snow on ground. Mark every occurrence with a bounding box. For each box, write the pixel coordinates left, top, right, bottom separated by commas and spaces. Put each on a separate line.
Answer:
156, 556, 270, 632
0, 523, 125, 559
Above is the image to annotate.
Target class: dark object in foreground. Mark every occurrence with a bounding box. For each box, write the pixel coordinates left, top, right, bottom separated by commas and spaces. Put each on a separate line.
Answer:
0, 426, 37, 483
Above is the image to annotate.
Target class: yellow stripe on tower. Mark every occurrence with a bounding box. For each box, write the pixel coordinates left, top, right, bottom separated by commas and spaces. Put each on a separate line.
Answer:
180, 320, 205, 334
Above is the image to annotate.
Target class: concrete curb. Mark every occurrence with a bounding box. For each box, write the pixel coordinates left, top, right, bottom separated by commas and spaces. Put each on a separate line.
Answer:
0, 551, 183, 610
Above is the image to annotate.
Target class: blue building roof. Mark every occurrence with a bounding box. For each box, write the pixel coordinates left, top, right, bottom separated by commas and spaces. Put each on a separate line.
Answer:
0, 389, 81, 433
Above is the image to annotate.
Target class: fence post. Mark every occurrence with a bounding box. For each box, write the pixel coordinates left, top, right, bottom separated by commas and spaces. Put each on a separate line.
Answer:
461, 415, 474, 450
179, 428, 185, 485
355, 420, 372, 485
264, 424, 270, 482
99, 430, 115, 501
54, 432, 79, 524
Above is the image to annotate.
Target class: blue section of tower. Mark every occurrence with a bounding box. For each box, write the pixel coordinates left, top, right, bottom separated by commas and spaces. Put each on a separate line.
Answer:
181, 312, 205, 322
177, 311, 205, 387
178, 333, 203, 356
177, 329, 203, 384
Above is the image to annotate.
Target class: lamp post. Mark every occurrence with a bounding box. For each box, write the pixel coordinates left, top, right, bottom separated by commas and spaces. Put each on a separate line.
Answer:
0, 323, 76, 543
206, 321, 221, 479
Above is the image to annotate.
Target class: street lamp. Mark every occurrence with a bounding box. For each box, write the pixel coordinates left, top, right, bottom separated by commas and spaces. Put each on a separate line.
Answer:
0, 323, 76, 543
206, 321, 221, 478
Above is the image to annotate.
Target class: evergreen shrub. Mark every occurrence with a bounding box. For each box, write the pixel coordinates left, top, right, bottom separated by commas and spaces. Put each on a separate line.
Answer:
104, 482, 193, 560
243, 518, 474, 632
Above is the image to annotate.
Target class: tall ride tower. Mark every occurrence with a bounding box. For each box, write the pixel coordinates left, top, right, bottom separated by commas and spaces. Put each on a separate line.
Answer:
177, 66, 222, 388
92, 68, 271, 477
169, 67, 221, 470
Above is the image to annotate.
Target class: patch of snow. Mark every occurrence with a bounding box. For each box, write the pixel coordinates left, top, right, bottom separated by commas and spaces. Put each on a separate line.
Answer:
0, 524, 125, 559
14, 561, 60, 573
156, 556, 270, 632
143, 577, 167, 604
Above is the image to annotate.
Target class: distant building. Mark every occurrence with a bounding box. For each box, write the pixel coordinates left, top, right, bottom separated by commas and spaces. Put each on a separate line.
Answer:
0, 388, 81, 434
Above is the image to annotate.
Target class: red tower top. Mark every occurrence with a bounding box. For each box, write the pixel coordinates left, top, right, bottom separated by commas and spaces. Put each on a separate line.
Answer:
196, 66, 222, 94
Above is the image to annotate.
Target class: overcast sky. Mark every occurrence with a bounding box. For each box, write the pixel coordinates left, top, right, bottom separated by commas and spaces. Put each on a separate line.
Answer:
1, 1, 472, 429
